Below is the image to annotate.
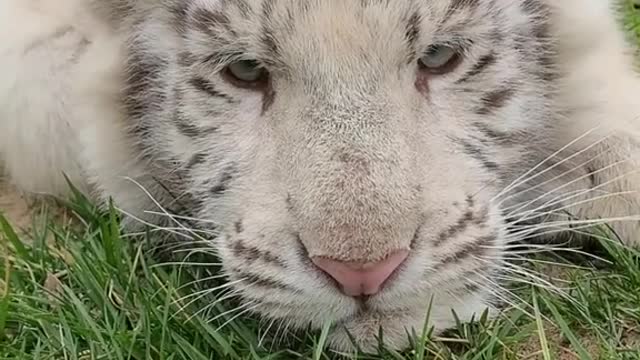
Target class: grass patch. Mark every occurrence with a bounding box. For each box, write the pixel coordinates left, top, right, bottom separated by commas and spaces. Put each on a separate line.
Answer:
1, 195, 639, 359
624, 0, 640, 43
1, 3, 640, 359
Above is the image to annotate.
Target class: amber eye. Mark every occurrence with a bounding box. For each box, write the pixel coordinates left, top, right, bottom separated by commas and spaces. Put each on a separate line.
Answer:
223, 60, 269, 89
418, 45, 462, 74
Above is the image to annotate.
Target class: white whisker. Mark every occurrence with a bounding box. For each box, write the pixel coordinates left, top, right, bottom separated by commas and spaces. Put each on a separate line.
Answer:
490, 255, 594, 271
215, 302, 262, 332
511, 190, 637, 225
505, 163, 636, 219
496, 149, 615, 206
174, 273, 229, 291
506, 216, 640, 242
123, 176, 212, 243
184, 288, 245, 323
469, 273, 537, 319
494, 127, 605, 200
205, 300, 258, 325
143, 210, 220, 226
151, 262, 223, 268
171, 278, 244, 309
258, 317, 279, 348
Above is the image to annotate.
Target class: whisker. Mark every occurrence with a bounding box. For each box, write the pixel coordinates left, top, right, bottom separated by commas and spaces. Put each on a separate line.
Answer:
506, 216, 640, 241
205, 300, 259, 325
143, 210, 220, 226
117, 207, 196, 241
469, 273, 537, 319
123, 176, 212, 243
485, 260, 567, 291
494, 127, 606, 200
215, 302, 262, 332
510, 190, 638, 225
475, 257, 589, 309
505, 163, 636, 219
151, 262, 223, 268
184, 288, 245, 323
133, 237, 213, 253
258, 317, 279, 348
496, 150, 616, 206
171, 278, 244, 308
173, 273, 229, 291
491, 255, 595, 272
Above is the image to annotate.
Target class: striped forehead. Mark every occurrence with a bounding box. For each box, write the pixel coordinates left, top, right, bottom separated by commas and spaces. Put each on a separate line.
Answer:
186, 0, 494, 66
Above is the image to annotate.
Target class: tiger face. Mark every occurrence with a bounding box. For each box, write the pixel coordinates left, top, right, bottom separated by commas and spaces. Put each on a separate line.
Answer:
121, 0, 556, 351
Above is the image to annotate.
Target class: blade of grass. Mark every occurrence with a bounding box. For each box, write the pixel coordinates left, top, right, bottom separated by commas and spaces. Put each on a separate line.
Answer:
0, 254, 10, 339
414, 295, 435, 360
541, 296, 593, 360
532, 290, 552, 360
0, 214, 31, 262
313, 319, 333, 360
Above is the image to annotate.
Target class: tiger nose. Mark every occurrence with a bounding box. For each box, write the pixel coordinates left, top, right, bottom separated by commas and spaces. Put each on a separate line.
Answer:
311, 250, 409, 297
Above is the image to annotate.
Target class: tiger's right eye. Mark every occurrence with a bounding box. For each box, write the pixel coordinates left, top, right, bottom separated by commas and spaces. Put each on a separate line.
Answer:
418, 45, 462, 74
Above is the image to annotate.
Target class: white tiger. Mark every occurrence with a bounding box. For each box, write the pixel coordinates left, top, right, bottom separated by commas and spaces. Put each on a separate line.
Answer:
1, 0, 639, 352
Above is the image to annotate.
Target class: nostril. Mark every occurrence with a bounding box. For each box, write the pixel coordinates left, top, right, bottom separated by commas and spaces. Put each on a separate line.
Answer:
311, 250, 409, 297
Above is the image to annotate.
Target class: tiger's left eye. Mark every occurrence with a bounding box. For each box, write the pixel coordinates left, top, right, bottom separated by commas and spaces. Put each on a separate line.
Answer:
418, 45, 462, 74
223, 60, 269, 89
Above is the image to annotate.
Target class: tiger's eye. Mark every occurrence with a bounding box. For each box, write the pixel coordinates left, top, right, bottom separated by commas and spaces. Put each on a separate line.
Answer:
224, 60, 269, 89
418, 45, 462, 74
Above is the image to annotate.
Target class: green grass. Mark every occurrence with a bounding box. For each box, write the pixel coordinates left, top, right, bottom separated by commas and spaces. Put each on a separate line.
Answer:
2, 4, 640, 359
2, 185, 640, 360
624, 0, 640, 43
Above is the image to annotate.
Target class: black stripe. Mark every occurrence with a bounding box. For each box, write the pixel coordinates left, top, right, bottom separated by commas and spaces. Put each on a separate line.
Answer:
518, 1, 557, 82
520, 0, 545, 15
459, 139, 499, 171
234, 220, 244, 233
261, 2, 279, 58
475, 88, 515, 115
472, 123, 518, 146
262, 80, 276, 114
168, 1, 189, 34
444, 0, 479, 22
175, 118, 204, 138
285, 193, 295, 213
189, 77, 235, 102
586, 166, 598, 188
124, 43, 169, 143
124, 53, 167, 118
434, 209, 474, 247
174, 89, 219, 138
190, 7, 231, 37
405, 12, 421, 48
456, 53, 496, 84
177, 51, 196, 67
186, 152, 207, 169
434, 234, 496, 269
236, 271, 293, 292
473, 123, 509, 140
231, 0, 253, 16
433, 195, 484, 247
232, 240, 286, 267
449, 282, 482, 296
433, 210, 473, 247
211, 169, 234, 196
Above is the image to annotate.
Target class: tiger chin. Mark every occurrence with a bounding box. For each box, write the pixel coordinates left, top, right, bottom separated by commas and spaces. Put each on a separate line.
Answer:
1, 0, 639, 353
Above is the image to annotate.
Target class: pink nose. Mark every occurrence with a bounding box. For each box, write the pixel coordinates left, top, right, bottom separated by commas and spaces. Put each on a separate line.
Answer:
311, 250, 409, 297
